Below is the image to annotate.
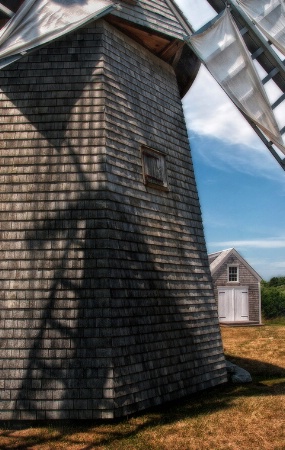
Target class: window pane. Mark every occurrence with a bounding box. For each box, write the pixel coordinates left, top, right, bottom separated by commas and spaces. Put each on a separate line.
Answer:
229, 266, 238, 281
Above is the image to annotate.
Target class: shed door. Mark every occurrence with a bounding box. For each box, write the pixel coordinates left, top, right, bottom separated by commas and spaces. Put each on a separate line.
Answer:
218, 289, 234, 322
218, 287, 249, 322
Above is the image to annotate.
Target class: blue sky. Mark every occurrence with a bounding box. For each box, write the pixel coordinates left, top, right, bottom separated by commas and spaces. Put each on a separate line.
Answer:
175, 0, 285, 280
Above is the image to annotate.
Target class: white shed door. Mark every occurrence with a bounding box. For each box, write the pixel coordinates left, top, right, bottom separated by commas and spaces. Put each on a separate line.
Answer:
218, 287, 249, 322
218, 289, 234, 322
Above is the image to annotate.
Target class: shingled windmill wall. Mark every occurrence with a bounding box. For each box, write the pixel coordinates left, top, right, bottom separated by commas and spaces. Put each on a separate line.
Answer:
0, 18, 226, 420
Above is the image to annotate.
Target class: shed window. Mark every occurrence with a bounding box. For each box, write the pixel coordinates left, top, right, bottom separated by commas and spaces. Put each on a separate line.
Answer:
142, 146, 168, 190
228, 266, 239, 282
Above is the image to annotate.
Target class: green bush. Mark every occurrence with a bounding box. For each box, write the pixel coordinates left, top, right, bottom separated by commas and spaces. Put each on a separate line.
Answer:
261, 284, 285, 319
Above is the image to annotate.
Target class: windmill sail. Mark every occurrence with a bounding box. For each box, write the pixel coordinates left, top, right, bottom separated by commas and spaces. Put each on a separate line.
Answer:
237, 0, 285, 56
0, 0, 115, 69
187, 8, 285, 156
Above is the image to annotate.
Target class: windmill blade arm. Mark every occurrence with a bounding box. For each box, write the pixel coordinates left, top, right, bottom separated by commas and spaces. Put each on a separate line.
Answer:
186, 6, 285, 170
239, 109, 285, 171
207, 0, 285, 94
0, 2, 14, 18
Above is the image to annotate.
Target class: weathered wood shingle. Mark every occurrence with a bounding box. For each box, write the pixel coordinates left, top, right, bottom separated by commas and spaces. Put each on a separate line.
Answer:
112, 0, 190, 39
0, 16, 226, 420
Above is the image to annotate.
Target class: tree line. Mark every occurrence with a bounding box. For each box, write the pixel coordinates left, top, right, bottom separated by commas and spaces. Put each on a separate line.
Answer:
261, 277, 285, 319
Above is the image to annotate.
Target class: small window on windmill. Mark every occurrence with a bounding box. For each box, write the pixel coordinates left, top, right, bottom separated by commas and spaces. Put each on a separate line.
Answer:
141, 146, 168, 191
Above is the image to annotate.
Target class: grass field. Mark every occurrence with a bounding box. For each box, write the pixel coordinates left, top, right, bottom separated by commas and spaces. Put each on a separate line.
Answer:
0, 323, 284, 449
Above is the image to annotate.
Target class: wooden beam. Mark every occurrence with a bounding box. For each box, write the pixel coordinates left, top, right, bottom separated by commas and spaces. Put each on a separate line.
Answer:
159, 39, 180, 58
164, 0, 194, 35
0, 2, 14, 18
207, 0, 285, 95
120, 0, 137, 4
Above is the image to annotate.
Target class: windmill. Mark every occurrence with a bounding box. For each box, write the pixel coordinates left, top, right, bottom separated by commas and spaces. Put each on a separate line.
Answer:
1, 0, 283, 421
0, 0, 227, 420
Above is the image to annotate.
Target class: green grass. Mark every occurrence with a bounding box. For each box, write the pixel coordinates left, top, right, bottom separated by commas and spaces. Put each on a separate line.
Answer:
264, 316, 285, 326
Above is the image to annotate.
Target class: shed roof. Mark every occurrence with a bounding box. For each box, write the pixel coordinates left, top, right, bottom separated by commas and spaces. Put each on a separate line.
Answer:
209, 248, 262, 282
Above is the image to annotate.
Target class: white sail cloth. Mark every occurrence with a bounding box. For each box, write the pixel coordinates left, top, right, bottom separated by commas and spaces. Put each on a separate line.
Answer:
0, 0, 115, 69
188, 8, 285, 155
237, 0, 285, 56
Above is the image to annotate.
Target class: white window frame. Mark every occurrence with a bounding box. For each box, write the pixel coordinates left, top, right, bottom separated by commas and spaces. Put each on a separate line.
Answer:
228, 265, 239, 283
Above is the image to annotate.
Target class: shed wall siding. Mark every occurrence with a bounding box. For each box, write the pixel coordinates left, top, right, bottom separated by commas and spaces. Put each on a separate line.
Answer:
0, 20, 226, 420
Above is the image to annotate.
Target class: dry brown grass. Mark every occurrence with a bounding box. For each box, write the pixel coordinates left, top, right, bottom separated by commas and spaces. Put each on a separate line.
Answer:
0, 324, 285, 450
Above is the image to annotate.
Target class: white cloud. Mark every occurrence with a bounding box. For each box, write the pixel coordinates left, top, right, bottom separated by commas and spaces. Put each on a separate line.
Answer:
209, 238, 285, 249
262, 260, 285, 279
183, 66, 261, 150
271, 262, 285, 268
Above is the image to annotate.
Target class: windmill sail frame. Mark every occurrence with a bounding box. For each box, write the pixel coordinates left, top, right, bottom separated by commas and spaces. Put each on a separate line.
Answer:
196, 0, 285, 170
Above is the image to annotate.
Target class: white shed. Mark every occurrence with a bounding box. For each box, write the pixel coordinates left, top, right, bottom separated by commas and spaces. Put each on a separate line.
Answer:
209, 248, 262, 324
